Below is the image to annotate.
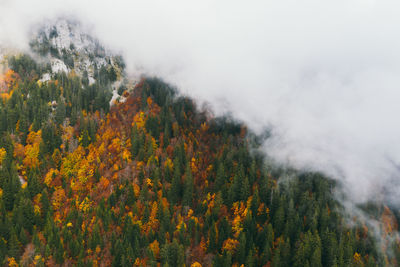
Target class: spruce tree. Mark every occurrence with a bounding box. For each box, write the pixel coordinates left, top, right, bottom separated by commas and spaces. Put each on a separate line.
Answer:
182, 163, 194, 207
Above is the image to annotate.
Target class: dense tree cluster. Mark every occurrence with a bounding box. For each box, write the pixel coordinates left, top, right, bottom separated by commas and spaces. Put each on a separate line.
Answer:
0, 54, 398, 266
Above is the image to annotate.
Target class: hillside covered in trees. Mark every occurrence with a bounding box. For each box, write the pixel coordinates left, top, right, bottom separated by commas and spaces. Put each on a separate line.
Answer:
0, 49, 400, 266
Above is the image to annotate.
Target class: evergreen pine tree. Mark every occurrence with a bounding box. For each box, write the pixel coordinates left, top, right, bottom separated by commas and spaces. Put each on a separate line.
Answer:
182, 163, 194, 206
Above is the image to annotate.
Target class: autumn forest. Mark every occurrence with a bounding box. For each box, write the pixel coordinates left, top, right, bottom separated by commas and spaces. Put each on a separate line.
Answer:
0, 51, 399, 267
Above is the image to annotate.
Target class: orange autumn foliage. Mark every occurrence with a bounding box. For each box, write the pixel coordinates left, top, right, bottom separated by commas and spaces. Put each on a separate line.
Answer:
44, 168, 59, 187
149, 240, 160, 259
222, 238, 240, 252
0, 69, 20, 92
52, 188, 66, 210
13, 143, 24, 159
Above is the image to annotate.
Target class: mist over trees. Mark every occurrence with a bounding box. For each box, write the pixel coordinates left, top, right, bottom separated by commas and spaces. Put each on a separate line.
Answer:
0, 53, 397, 266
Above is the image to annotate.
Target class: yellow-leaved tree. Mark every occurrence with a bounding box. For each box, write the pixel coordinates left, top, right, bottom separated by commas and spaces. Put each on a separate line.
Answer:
23, 129, 42, 169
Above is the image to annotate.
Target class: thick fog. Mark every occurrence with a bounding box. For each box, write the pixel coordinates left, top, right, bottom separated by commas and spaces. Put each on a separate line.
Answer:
2, 0, 400, 206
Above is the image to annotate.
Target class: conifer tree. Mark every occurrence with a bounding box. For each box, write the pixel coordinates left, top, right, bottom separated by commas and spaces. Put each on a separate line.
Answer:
182, 163, 194, 207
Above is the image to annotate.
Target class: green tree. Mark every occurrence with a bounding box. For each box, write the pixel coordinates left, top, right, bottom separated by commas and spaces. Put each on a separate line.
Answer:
182, 163, 194, 206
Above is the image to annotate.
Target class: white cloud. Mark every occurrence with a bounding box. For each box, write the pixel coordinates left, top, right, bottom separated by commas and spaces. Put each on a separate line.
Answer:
2, 0, 400, 206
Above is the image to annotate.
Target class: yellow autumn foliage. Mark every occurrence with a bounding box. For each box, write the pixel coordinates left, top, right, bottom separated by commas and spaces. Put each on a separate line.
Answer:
0, 148, 6, 165
7, 257, 18, 267
133, 111, 145, 129
44, 168, 59, 187
222, 238, 240, 252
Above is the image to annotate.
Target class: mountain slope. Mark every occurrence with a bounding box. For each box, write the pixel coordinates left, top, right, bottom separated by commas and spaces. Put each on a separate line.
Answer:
0, 19, 398, 267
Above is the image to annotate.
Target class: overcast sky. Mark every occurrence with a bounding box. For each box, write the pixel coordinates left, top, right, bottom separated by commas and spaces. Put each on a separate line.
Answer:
2, 0, 400, 206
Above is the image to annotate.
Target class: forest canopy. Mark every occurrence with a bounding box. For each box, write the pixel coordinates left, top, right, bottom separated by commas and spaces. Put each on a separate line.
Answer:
0, 53, 397, 267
